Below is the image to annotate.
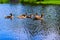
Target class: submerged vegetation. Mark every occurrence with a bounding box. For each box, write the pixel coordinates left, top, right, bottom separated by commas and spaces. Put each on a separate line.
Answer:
0, 0, 60, 4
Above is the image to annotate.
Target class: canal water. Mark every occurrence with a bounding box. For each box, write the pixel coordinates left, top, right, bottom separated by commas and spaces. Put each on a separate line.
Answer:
0, 4, 60, 40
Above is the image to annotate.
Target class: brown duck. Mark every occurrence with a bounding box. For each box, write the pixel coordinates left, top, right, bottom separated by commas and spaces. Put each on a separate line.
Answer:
26, 14, 34, 18
17, 13, 27, 19
33, 13, 44, 20
5, 13, 13, 20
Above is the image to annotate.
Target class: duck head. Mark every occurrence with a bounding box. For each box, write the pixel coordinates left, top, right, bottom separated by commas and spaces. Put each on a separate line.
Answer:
36, 13, 38, 15
10, 13, 13, 16
41, 13, 44, 18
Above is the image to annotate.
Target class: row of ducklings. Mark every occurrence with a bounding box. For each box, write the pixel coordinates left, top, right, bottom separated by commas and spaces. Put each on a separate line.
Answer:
5, 13, 44, 20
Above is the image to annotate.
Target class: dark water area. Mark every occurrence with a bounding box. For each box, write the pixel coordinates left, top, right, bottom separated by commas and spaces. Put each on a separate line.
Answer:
0, 4, 60, 40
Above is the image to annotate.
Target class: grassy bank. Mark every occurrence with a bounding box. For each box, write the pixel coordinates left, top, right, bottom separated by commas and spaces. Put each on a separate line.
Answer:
0, 0, 60, 5
0, 0, 9, 3
40, 1, 60, 4
21, 1, 60, 5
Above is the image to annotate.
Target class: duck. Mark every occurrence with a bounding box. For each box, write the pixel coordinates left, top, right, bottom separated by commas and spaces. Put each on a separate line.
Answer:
5, 13, 13, 20
33, 13, 44, 20
17, 13, 27, 19
26, 14, 34, 18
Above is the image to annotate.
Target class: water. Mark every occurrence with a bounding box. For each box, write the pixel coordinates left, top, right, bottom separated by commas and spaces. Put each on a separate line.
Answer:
0, 4, 60, 40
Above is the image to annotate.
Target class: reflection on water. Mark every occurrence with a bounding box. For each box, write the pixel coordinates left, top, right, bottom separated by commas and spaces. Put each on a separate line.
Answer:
0, 4, 60, 40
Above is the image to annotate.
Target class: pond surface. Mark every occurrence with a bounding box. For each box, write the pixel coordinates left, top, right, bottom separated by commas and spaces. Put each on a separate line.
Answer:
0, 4, 60, 40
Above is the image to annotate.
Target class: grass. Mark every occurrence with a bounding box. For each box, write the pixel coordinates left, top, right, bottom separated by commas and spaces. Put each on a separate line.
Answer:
0, 0, 60, 5
0, 0, 9, 3
20, 0, 60, 5
40, 1, 60, 4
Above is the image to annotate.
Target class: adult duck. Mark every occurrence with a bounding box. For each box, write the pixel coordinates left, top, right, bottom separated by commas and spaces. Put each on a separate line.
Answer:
5, 13, 13, 20
17, 13, 27, 19
33, 13, 44, 20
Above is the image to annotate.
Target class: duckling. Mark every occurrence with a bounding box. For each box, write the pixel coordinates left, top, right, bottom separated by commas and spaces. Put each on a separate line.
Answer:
26, 14, 34, 18
33, 13, 44, 20
5, 13, 13, 20
26, 15, 31, 18
17, 13, 27, 19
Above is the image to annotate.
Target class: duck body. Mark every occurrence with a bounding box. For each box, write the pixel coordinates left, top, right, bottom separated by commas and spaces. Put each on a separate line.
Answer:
17, 15, 26, 19
33, 13, 44, 20
33, 16, 43, 20
17, 14, 27, 19
17, 15, 31, 19
5, 13, 13, 20
26, 16, 31, 18
5, 16, 13, 18
33, 17, 43, 20
26, 14, 33, 18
